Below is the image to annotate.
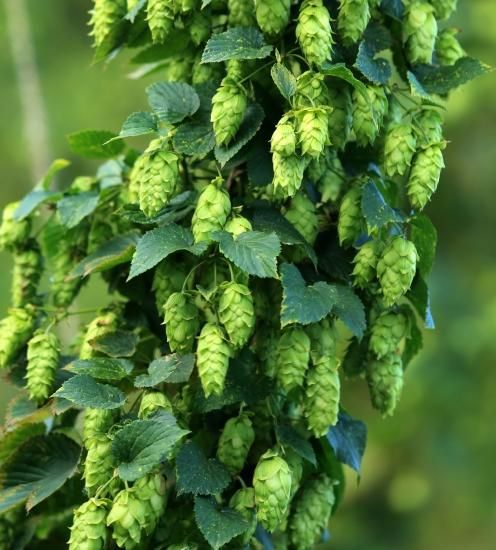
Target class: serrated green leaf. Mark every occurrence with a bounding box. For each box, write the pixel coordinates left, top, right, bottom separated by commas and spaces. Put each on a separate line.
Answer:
194, 496, 249, 550
173, 119, 215, 157
407, 275, 435, 330
276, 425, 316, 466
271, 63, 297, 100
147, 82, 200, 124
332, 285, 366, 339
112, 416, 188, 481
321, 63, 368, 96
97, 159, 125, 189
64, 358, 134, 381
53, 374, 126, 409
212, 230, 280, 278
201, 27, 273, 63
134, 354, 195, 388
111, 111, 158, 141
411, 213, 437, 277
380, 0, 404, 20
327, 411, 367, 474
89, 330, 139, 358
14, 190, 62, 221
67, 130, 124, 159
361, 181, 404, 231
0, 424, 46, 468
355, 42, 391, 85
128, 224, 208, 280
176, 441, 231, 496
0, 434, 81, 513
57, 191, 100, 229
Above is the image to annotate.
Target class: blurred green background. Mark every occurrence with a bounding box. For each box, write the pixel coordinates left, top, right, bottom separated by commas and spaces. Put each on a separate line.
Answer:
0, 2, 495, 549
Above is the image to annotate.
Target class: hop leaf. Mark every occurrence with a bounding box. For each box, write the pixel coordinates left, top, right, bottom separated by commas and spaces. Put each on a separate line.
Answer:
26, 330, 60, 404
196, 323, 231, 397
217, 413, 255, 474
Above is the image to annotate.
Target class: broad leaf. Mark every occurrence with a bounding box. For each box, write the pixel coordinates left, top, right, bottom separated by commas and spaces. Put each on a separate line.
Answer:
321, 63, 368, 96
327, 411, 367, 474
176, 441, 230, 496
410, 214, 437, 277
57, 192, 100, 229
212, 230, 280, 278
53, 374, 126, 409
97, 159, 125, 189
14, 190, 62, 221
64, 358, 134, 381
90, 330, 139, 358
202, 27, 273, 63
112, 111, 158, 140
173, 119, 216, 157
407, 275, 435, 329
332, 285, 366, 339
134, 354, 195, 387
380, 0, 404, 20
355, 23, 392, 85
112, 416, 188, 481
146, 82, 200, 124
67, 130, 124, 159
122, 191, 196, 225
271, 63, 297, 101
276, 425, 316, 466
361, 181, 404, 231
0, 424, 45, 468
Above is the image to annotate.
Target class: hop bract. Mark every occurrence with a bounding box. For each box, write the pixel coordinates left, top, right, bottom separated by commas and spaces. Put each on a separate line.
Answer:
0, 306, 36, 369
272, 153, 307, 198
431, 0, 458, 21
271, 119, 297, 157
152, 259, 187, 313
26, 330, 60, 404
367, 354, 404, 416
352, 240, 384, 288
229, 487, 257, 544
296, 0, 334, 67
224, 214, 252, 237
295, 71, 329, 108
69, 498, 110, 550
0, 202, 31, 251
217, 413, 255, 474
415, 109, 444, 148
327, 85, 353, 150
196, 323, 231, 397
84, 434, 117, 496
139, 391, 173, 419
89, 0, 127, 48
352, 85, 388, 146
80, 311, 119, 359
285, 193, 319, 246
83, 408, 118, 444
297, 107, 330, 158
218, 282, 255, 348
228, 0, 256, 27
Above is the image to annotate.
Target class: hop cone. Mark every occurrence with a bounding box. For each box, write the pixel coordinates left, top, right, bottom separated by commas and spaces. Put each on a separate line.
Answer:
276, 327, 311, 392
191, 178, 231, 243
272, 153, 307, 198
306, 318, 337, 364
338, 186, 363, 247
211, 75, 247, 146
431, 0, 457, 20
352, 85, 388, 146
164, 292, 200, 354
296, 0, 333, 67
147, 0, 175, 43
295, 71, 330, 108
0, 306, 36, 369
271, 119, 297, 157
297, 107, 330, 158
139, 391, 173, 419
284, 193, 319, 245
25, 330, 60, 404
328, 85, 353, 150
80, 311, 118, 359
89, 0, 127, 48
228, 0, 256, 26
224, 215, 252, 237
352, 240, 384, 288
217, 413, 255, 474
0, 202, 31, 251
83, 408, 118, 444
229, 488, 257, 544
403, 2, 438, 65
253, 450, 292, 532
407, 144, 445, 210
415, 109, 443, 148
51, 244, 83, 308
436, 28, 465, 66
68, 498, 110, 550
196, 323, 231, 397
367, 353, 404, 416
107, 474, 166, 549
189, 11, 211, 45
84, 434, 116, 496
192, 58, 223, 86
338, 0, 371, 44
377, 237, 418, 306
218, 282, 255, 348
290, 475, 335, 550
384, 123, 417, 177
11, 244, 42, 308
152, 259, 187, 313
255, 0, 291, 36
370, 312, 409, 359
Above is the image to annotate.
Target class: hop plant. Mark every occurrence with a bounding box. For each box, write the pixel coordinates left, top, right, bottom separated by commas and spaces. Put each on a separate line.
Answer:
228, 0, 256, 26
164, 292, 200, 353
255, 0, 291, 36
229, 488, 257, 544
0, 306, 36, 369
369, 312, 409, 359
218, 282, 255, 348
327, 85, 353, 150
407, 144, 445, 210
338, 186, 363, 247
290, 475, 336, 550
377, 237, 418, 306
196, 323, 231, 397
139, 391, 173, 418
271, 118, 297, 157
284, 193, 319, 245
253, 449, 293, 532
68, 498, 110, 550
276, 327, 311, 392
296, 107, 330, 158
89, 0, 127, 48
415, 109, 444, 148
352, 240, 384, 288
367, 353, 404, 416
84, 434, 117, 496
337, 0, 371, 44
272, 153, 307, 198
217, 413, 255, 474
224, 214, 252, 237
0, 202, 31, 251
80, 311, 118, 359
191, 178, 231, 243
25, 330, 60, 404
383, 123, 417, 177
436, 28, 465, 66
11, 243, 42, 308
352, 85, 388, 146
211, 71, 247, 146
431, 0, 458, 20
147, 0, 175, 43
152, 259, 187, 313
83, 408, 118, 444
296, 0, 333, 67
403, 2, 438, 65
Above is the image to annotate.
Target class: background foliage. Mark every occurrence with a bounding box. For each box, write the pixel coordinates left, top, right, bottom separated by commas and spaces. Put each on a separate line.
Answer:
0, 1, 495, 548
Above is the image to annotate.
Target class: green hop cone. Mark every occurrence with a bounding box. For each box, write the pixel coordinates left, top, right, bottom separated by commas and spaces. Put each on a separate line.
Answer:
139, 391, 173, 419
89, 0, 127, 48
383, 123, 417, 177
369, 312, 409, 359
275, 327, 311, 392
192, 57, 224, 86
224, 214, 252, 237
218, 282, 255, 349
196, 323, 231, 397
163, 55, 194, 83
436, 27, 465, 66
217, 413, 255, 474
377, 237, 418, 306
191, 178, 231, 243
255, 0, 291, 36
415, 109, 443, 148
0, 306, 36, 369
51, 240, 83, 308
229, 488, 257, 544
296, 107, 330, 158
228, 0, 256, 26
290, 475, 336, 550
306, 318, 337, 361
352, 85, 388, 147
431, 0, 457, 20
80, 311, 119, 359
83, 408, 118, 444
367, 353, 404, 416
211, 75, 247, 146
68, 498, 110, 550
328, 85, 353, 150
11, 243, 42, 308
407, 144, 445, 210
337, 0, 371, 44
338, 186, 363, 247
403, 2, 438, 65
271, 118, 297, 157
352, 240, 384, 288
84, 434, 116, 497
189, 11, 211, 45
152, 259, 187, 314
272, 153, 307, 198
107, 473, 166, 549
253, 449, 292, 532
296, 0, 334, 67
25, 330, 60, 404
164, 292, 200, 354
147, 0, 175, 44
284, 193, 319, 245
295, 71, 329, 108
0, 202, 31, 251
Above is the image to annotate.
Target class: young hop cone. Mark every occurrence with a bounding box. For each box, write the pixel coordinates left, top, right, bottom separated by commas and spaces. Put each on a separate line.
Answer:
84, 434, 117, 497
146, 0, 175, 43
295, 71, 330, 108
352, 240, 384, 288
0, 306, 36, 369
384, 123, 417, 177
229, 488, 257, 545
369, 312, 409, 359
211, 71, 247, 146
51, 244, 82, 309
327, 86, 353, 150
191, 178, 231, 243
139, 391, 173, 419
83, 408, 118, 444
272, 153, 307, 198
217, 413, 255, 474
377, 237, 418, 306
290, 475, 336, 550
68, 498, 110, 550
296, 107, 330, 158
25, 330, 60, 404
80, 311, 119, 359
271, 118, 297, 157
367, 353, 404, 416
255, 0, 291, 36
218, 282, 255, 349
296, 0, 334, 67
164, 292, 200, 354
352, 85, 389, 147
338, 186, 363, 247
224, 214, 252, 237
337, 0, 371, 44
89, 0, 127, 48
196, 323, 231, 397
11, 244, 42, 308
415, 109, 444, 148
403, 2, 438, 65
431, 0, 458, 21
436, 28, 465, 66
284, 193, 319, 246
152, 259, 187, 314
253, 449, 293, 532
407, 144, 445, 210
228, 0, 256, 27
275, 327, 311, 392
0, 202, 31, 251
